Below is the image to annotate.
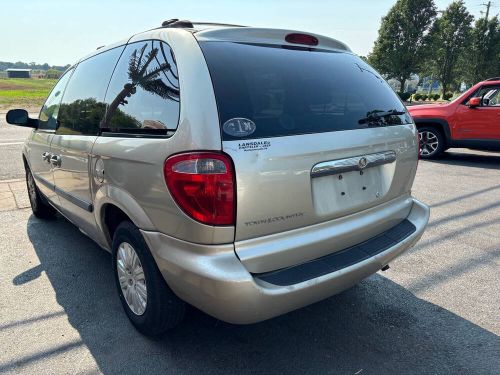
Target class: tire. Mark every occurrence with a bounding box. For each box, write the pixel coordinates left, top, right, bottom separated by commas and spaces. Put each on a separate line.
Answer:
26, 167, 56, 219
112, 221, 185, 336
418, 126, 445, 159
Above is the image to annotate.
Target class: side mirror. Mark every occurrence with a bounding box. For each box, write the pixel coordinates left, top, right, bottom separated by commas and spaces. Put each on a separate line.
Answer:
6, 109, 37, 128
467, 97, 481, 108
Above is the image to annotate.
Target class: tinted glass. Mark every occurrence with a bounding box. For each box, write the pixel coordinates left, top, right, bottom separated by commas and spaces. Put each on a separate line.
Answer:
200, 42, 412, 140
102, 40, 180, 134
57, 46, 123, 135
38, 69, 73, 130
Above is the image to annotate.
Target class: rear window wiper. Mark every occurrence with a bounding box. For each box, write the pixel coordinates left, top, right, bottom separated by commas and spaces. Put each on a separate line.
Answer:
358, 109, 406, 125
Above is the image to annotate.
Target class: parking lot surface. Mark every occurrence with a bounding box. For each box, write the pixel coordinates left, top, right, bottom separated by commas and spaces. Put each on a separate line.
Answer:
0, 122, 499, 374
0, 111, 35, 180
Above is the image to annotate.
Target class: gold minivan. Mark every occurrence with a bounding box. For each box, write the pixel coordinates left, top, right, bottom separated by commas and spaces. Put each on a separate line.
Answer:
7, 20, 429, 336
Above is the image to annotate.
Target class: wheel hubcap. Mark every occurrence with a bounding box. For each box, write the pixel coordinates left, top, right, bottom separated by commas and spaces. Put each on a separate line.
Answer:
116, 242, 147, 316
419, 131, 439, 156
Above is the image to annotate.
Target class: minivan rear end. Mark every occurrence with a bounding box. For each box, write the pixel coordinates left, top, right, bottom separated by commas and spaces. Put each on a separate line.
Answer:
145, 27, 429, 324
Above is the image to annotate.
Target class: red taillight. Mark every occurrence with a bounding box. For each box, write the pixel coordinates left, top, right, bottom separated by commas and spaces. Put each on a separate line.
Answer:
164, 152, 235, 226
285, 33, 319, 46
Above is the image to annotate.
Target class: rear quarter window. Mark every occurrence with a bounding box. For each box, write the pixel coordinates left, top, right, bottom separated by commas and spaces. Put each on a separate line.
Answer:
102, 40, 180, 135
200, 42, 412, 141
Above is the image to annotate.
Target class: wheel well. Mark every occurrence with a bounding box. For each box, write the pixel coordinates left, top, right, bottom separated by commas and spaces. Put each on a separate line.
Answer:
103, 204, 131, 242
416, 123, 447, 143
416, 122, 443, 133
22, 154, 28, 169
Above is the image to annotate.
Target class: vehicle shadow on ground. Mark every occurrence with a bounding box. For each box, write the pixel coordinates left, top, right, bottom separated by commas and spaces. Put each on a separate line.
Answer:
17, 215, 500, 374
425, 150, 500, 170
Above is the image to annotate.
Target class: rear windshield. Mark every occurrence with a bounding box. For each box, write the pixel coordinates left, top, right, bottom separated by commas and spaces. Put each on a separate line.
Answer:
200, 42, 412, 141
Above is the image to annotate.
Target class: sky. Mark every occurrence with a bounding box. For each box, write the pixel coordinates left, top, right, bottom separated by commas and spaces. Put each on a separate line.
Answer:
0, 0, 494, 66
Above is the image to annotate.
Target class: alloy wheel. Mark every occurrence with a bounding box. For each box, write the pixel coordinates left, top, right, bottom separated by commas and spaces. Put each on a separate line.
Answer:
419, 130, 439, 156
116, 241, 148, 315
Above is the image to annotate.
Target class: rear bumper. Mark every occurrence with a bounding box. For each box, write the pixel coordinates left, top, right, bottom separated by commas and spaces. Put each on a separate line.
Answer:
142, 198, 429, 324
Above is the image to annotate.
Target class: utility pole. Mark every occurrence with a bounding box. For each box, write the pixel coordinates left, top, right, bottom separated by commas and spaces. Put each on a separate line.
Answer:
481, 1, 492, 20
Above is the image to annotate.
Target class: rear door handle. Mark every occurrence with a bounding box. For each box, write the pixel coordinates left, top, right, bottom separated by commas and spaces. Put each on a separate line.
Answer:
42, 152, 51, 162
50, 154, 62, 167
311, 151, 397, 178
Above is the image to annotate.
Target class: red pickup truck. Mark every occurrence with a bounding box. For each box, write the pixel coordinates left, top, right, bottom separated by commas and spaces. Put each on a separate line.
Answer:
408, 78, 500, 159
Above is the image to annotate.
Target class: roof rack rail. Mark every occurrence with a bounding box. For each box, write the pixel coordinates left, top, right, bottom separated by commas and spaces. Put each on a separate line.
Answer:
191, 21, 246, 28
485, 77, 500, 81
161, 19, 246, 29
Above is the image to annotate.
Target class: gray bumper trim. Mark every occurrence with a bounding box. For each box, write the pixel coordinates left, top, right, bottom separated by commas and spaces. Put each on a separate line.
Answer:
255, 219, 415, 286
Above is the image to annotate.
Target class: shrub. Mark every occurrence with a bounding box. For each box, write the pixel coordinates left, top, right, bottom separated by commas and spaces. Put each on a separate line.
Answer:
414, 93, 422, 101
443, 92, 453, 100
433, 94, 440, 101
398, 92, 411, 101
421, 94, 428, 101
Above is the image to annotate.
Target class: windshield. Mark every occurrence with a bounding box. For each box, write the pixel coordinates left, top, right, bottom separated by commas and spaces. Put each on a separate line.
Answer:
200, 42, 412, 141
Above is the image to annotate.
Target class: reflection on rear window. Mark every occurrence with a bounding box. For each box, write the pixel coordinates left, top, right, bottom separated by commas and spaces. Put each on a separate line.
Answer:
200, 42, 412, 140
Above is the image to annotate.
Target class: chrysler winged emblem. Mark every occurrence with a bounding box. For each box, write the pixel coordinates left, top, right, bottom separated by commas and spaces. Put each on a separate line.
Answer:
358, 157, 368, 170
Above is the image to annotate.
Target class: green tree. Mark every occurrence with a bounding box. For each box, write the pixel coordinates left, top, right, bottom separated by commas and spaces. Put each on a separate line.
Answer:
368, 0, 436, 94
461, 16, 500, 84
429, 1, 474, 96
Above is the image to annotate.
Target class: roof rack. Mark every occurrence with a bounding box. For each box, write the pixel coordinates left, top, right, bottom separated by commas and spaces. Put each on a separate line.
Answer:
161, 19, 246, 29
191, 21, 246, 28
485, 77, 500, 81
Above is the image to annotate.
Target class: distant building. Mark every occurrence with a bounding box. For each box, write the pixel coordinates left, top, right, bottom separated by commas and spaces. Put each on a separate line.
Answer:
6, 68, 32, 78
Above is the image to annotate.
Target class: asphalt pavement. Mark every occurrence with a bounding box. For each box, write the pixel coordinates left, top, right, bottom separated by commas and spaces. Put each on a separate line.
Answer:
0, 111, 36, 180
0, 121, 499, 374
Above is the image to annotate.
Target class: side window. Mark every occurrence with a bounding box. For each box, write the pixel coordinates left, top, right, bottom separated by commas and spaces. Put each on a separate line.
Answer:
57, 46, 124, 135
467, 85, 500, 105
102, 40, 180, 134
38, 69, 73, 130
484, 88, 500, 106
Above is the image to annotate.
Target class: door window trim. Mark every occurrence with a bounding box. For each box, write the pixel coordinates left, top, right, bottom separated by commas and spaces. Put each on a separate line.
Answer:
37, 67, 75, 131
100, 39, 181, 138
462, 84, 500, 106
55, 45, 126, 136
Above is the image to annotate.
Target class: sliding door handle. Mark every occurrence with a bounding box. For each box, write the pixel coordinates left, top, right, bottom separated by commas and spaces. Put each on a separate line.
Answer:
42, 152, 51, 162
